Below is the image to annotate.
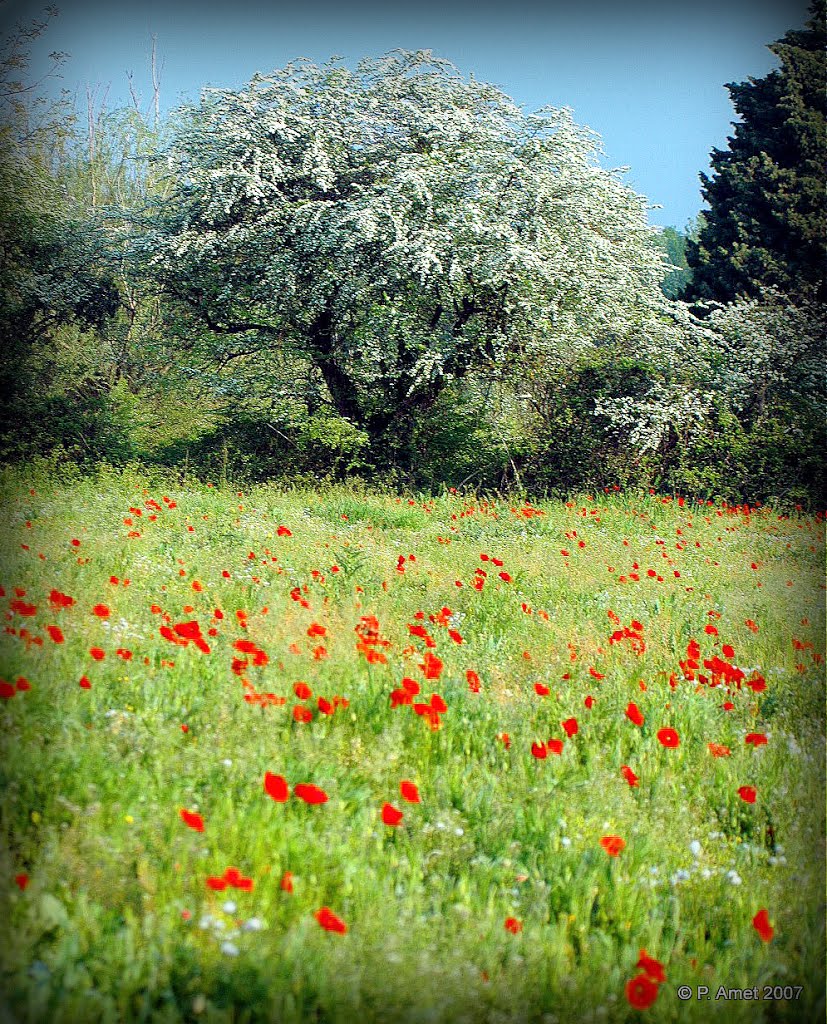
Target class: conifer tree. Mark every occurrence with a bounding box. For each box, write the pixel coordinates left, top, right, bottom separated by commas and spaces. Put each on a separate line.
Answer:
686, 1, 825, 303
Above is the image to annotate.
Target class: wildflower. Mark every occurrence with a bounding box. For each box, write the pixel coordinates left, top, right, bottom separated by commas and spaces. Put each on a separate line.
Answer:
561, 717, 578, 737
49, 589, 75, 610
180, 809, 205, 832
635, 949, 666, 983
737, 786, 757, 804
620, 765, 639, 787
752, 908, 774, 942
14, 873, 29, 891
745, 733, 768, 747
381, 803, 403, 826
656, 728, 679, 748
400, 781, 420, 803
280, 871, 294, 892
708, 743, 730, 757
600, 836, 625, 857
504, 917, 522, 934
625, 974, 659, 1010
92, 604, 110, 618
294, 784, 328, 805
264, 773, 289, 802
314, 907, 347, 934
625, 702, 644, 726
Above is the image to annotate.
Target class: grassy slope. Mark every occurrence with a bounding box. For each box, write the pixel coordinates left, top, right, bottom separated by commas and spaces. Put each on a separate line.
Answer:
0, 464, 824, 1024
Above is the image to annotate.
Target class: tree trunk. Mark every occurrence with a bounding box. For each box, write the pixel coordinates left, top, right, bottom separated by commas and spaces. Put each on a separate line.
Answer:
307, 309, 364, 426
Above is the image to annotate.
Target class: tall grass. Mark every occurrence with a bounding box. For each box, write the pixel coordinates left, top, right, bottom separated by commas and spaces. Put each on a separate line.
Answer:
0, 465, 823, 1023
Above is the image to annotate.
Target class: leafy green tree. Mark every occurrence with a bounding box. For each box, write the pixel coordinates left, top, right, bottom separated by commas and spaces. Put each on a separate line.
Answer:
144, 50, 682, 461
686, 1, 826, 303
653, 224, 694, 299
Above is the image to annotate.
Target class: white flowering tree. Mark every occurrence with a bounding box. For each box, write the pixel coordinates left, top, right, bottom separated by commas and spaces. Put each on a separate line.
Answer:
145, 50, 684, 448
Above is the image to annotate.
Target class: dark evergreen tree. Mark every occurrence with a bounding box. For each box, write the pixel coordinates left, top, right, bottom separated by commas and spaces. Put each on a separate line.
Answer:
686, 1, 826, 303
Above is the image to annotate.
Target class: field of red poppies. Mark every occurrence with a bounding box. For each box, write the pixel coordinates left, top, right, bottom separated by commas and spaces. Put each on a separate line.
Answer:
0, 465, 824, 1023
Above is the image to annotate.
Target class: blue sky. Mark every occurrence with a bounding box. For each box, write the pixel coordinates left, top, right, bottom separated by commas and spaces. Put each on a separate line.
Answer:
6, 0, 812, 228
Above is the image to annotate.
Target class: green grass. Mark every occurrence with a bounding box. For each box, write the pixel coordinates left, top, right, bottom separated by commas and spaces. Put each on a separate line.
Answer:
0, 464, 824, 1023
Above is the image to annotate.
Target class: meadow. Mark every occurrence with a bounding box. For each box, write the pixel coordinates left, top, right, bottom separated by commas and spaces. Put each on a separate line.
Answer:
0, 463, 824, 1024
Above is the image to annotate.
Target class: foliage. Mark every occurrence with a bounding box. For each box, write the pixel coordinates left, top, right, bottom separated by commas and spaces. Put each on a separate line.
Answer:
685, 1, 826, 304
143, 50, 678, 458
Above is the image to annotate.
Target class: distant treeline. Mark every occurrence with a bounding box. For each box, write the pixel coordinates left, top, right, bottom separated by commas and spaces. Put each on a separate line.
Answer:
1, 5, 824, 506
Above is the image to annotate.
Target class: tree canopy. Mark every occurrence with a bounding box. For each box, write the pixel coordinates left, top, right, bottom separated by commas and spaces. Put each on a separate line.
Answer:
686, 0, 826, 304
145, 50, 678, 453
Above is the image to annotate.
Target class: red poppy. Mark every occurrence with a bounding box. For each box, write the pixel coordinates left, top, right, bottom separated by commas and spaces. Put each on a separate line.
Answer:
752, 908, 774, 942
46, 625, 65, 644
293, 706, 313, 723
294, 682, 312, 700
400, 780, 420, 803
89, 647, 105, 661
745, 733, 768, 747
420, 652, 443, 681
625, 702, 644, 726
280, 871, 293, 892
656, 728, 679, 748
504, 917, 522, 934
307, 622, 326, 638
534, 682, 550, 697
9, 600, 37, 616
738, 786, 757, 804
206, 876, 228, 891
223, 867, 253, 891
600, 836, 625, 857
314, 907, 347, 934
584, 695, 595, 709
531, 742, 548, 759
625, 974, 659, 1010
636, 949, 666, 983
561, 717, 578, 737
498, 732, 511, 749
294, 783, 328, 805
430, 693, 447, 713
722, 643, 735, 659
277, 525, 292, 537
179, 809, 205, 832
381, 802, 404, 826
14, 873, 29, 891
92, 604, 110, 618
708, 743, 730, 757
264, 773, 289, 802
466, 670, 481, 693
620, 765, 639, 788
49, 589, 75, 610
547, 738, 564, 755
79, 675, 91, 689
